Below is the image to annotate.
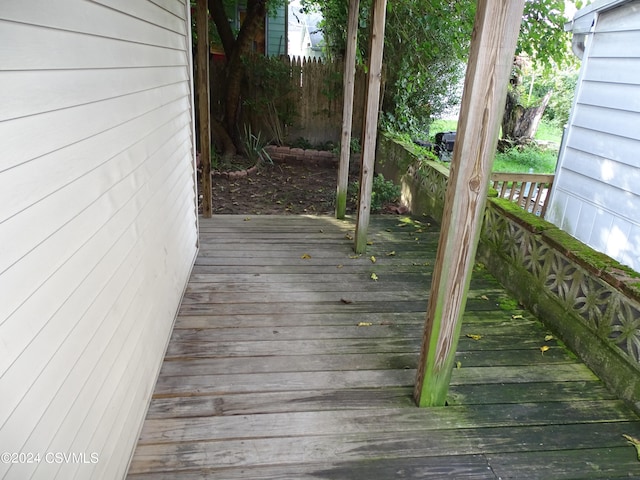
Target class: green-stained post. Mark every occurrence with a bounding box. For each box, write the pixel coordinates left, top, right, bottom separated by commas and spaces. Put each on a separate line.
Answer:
414, 0, 526, 407
354, 0, 387, 253
336, 0, 360, 219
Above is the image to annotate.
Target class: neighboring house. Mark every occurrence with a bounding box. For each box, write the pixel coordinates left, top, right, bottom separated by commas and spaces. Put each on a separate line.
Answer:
288, 1, 324, 59
214, 1, 288, 57
267, 4, 288, 56
547, 0, 640, 271
0, 2, 197, 479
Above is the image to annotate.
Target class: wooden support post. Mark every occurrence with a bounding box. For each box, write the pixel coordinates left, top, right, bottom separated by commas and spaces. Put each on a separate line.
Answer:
414, 0, 526, 407
196, 0, 212, 218
336, 0, 360, 220
354, 0, 386, 253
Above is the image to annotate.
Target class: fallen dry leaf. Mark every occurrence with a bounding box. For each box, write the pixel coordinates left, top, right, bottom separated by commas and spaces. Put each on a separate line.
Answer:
300, 253, 311, 259
370, 255, 377, 263
357, 322, 373, 327
480, 295, 489, 301
386, 251, 396, 256
511, 314, 523, 320
466, 334, 482, 341
544, 334, 554, 342
370, 273, 379, 281
540, 345, 550, 354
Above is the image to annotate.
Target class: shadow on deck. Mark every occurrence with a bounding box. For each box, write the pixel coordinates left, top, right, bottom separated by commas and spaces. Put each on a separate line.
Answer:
127, 215, 640, 479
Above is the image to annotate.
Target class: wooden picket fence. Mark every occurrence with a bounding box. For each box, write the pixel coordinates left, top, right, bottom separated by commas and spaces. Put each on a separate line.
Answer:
211, 56, 367, 145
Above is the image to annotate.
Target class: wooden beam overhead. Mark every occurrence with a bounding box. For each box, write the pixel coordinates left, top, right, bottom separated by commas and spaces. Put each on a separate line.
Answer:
196, 0, 212, 218
354, 0, 387, 253
414, 0, 526, 407
336, 0, 360, 220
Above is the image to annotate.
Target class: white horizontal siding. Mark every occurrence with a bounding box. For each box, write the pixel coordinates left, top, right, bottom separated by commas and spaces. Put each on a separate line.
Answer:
563, 125, 640, 169
561, 145, 640, 198
1, 0, 185, 45
0, 66, 188, 122
578, 79, 640, 112
582, 57, 640, 84
0, 21, 185, 71
589, 30, 640, 57
571, 103, 640, 141
149, 0, 188, 19
548, 0, 640, 271
0, 1, 196, 479
596, 0, 640, 32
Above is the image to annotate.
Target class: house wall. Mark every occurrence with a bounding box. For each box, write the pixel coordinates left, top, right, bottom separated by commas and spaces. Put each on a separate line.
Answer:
547, 0, 640, 271
267, 7, 287, 57
0, 1, 198, 479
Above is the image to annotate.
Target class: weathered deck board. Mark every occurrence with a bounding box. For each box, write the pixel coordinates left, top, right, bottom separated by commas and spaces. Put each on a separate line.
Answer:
127, 215, 640, 479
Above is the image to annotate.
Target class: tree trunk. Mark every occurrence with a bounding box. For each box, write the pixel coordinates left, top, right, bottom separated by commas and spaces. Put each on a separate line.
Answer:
212, 118, 236, 158
209, 0, 267, 155
501, 88, 552, 147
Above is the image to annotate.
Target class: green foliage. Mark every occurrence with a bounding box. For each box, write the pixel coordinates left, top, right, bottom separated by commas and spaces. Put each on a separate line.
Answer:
381, 0, 475, 135
492, 145, 558, 174
518, 0, 574, 71
304, 0, 578, 138
210, 149, 221, 170
541, 70, 579, 128
332, 137, 361, 155
290, 137, 313, 150
290, 137, 338, 151
502, 1, 580, 141
242, 54, 296, 125
304, 0, 475, 136
349, 174, 401, 213
242, 125, 273, 164
534, 120, 563, 143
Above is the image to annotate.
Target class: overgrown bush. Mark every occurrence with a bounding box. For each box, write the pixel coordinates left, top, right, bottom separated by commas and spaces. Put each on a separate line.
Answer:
349, 174, 401, 212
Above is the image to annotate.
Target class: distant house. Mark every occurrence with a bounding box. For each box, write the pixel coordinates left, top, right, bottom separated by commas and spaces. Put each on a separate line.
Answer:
547, 0, 640, 271
0, 2, 197, 478
213, 1, 288, 57
288, 1, 324, 59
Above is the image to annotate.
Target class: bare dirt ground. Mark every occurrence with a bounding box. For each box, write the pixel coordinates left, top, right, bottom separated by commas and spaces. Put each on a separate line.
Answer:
208, 161, 360, 215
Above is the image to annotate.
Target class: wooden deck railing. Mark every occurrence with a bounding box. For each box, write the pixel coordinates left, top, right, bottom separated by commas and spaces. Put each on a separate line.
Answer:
490, 172, 555, 216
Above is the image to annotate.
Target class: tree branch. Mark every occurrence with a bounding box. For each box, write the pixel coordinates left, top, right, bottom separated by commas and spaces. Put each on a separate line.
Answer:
209, 0, 235, 57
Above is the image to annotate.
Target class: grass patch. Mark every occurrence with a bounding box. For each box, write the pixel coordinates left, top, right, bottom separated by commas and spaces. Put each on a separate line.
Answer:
534, 121, 563, 144
492, 146, 558, 174
429, 119, 458, 142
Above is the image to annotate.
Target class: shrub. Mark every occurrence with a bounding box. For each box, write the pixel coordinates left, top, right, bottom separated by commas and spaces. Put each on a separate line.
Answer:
349, 174, 401, 213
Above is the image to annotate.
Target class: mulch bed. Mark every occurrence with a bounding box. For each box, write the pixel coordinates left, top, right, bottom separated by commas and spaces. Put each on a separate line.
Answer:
208, 160, 359, 215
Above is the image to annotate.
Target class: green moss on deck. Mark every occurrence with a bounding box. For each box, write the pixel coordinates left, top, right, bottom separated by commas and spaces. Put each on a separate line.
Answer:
376, 136, 640, 413
489, 198, 555, 233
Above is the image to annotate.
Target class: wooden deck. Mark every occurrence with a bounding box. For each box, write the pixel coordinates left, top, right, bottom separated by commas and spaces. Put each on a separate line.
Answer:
127, 215, 640, 479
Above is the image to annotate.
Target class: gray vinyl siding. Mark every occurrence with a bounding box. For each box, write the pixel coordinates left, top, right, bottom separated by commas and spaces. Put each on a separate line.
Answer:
0, 1, 197, 479
547, 0, 640, 271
